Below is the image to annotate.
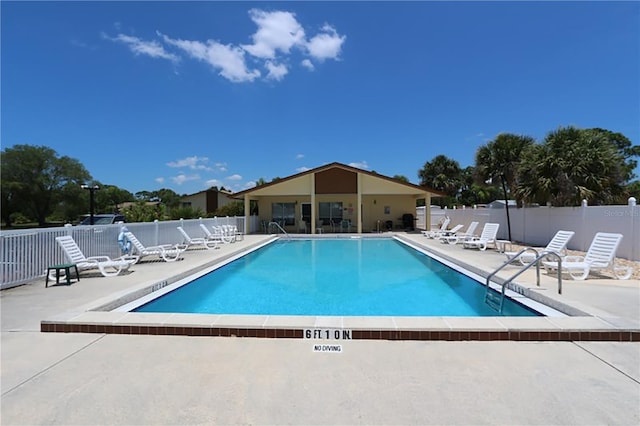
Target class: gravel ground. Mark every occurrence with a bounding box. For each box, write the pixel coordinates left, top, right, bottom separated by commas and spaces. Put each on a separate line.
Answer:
509, 243, 640, 280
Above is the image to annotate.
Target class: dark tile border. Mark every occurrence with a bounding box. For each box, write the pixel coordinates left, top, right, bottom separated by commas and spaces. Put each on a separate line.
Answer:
41, 322, 639, 342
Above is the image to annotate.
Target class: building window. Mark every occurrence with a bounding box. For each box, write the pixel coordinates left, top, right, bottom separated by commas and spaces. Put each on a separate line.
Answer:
318, 202, 343, 226
272, 202, 295, 226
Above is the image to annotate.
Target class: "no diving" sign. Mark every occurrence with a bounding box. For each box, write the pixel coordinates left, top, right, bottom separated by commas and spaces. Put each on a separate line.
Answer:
304, 329, 351, 353
304, 329, 352, 340
312, 344, 342, 353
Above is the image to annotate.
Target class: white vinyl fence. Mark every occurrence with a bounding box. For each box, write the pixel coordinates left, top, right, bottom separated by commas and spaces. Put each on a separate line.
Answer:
417, 199, 639, 261
0, 216, 247, 290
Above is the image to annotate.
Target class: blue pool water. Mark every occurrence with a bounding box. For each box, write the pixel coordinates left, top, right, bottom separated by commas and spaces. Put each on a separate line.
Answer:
135, 238, 539, 317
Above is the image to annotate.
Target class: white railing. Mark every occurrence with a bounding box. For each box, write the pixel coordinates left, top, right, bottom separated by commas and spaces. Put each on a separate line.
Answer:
418, 199, 639, 261
0, 216, 246, 290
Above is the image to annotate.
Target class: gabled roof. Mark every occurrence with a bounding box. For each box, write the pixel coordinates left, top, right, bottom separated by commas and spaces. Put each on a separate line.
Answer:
232, 162, 444, 198
182, 187, 234, 198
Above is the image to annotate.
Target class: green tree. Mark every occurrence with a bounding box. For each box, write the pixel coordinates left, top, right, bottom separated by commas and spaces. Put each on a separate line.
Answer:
154, 188, 181, 210
457, 166, 503, 206
588, 128, 640, 182
516, 126, 627, 206
169, 205, 204, 220
418, 155, 462, 207
475, 133, 535, 205
122, 201, 164, 222
626, 180, 640, 200
133, 188, 181, 218
392, 175, 409, 183
94, 185, 135, 213
214, 201, 244, 217
1, 145, 90, 226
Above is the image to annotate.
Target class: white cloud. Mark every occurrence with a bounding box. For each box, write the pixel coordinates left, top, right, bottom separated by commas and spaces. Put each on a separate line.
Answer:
106, 9, 345, 84
171, 174, 200, 185
306, 24, 346, 61
155, 177, 165, 184
243, 181, 257, 189
242, 9, 306, 59
296, 166, 311, 173
301, 59, 315, 71
205, 179, 223, 188
296, 154, 305, 159
226, 174, 242, 181
161, 33, 260, 83
166, 156, 213, 171
103, 32, 180, 63
265, 61, 288, 81
212, 162, 227, 173
349, 161, 369, 170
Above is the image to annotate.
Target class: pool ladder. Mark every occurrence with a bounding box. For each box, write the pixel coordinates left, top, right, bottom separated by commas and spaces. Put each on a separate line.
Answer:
268, 222, 291, 239
484, 249, 563, 313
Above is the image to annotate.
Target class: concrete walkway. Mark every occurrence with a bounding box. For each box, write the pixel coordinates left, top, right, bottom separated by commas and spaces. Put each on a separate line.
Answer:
2, 233, 639, 425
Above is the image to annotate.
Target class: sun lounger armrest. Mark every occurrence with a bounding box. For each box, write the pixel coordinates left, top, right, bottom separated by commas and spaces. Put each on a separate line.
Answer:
86, 256, 112, 262
563, 255, 583, 263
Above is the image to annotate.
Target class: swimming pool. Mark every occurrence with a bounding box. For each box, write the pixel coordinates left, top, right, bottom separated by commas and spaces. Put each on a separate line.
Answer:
133, 238, 539, 317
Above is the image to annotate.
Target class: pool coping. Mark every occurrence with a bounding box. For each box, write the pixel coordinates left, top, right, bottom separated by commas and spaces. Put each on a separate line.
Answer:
41, 234, 640, 342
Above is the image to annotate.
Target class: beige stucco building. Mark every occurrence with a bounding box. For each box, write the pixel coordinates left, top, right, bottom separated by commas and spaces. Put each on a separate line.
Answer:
233, 162, 441, 234
180, 188, 235, 215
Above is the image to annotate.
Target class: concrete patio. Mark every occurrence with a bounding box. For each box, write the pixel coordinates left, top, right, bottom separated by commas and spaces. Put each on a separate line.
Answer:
1, 233, 639, 425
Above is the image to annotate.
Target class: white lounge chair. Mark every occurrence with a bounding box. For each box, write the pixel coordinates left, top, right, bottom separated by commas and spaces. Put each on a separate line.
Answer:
543, 232, 632, 280
435, 224, 464, 241
442, 221, 479, 245
422, 217, 451, 238
55, 235, 137, 277
505, 230, 575, 265
220, 225, 240, 242
125, 231, 185, 263
200, 224, 233, 244
463, 223, 500, 251
177, 226, 219, 250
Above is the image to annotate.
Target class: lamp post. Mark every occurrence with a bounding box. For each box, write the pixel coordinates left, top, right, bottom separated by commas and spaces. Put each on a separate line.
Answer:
81, 184, 100, 225
499, 174, 512, 242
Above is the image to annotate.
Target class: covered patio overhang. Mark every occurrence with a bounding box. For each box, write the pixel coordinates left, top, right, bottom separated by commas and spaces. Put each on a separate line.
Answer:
233, 163, 441, 234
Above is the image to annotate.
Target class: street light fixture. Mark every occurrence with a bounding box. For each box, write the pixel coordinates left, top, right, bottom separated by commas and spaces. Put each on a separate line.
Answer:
81, 184, 100, 225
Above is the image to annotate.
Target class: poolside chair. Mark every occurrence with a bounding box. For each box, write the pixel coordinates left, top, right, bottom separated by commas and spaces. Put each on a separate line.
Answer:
124, 231, 185, 263
505, 230, 575, 265
542, 232, 632, 280
422, 217, 451, 238
177, 226, 219, 250
435, 224, 464, 242
441, 221, 479, 245
55, 235, 137, 277
200, 224, 233, 244
462, 223, 500, 251
221, 225, 242, 242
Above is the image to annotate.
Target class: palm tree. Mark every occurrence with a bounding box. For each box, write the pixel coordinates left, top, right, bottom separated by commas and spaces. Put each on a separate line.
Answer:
418, 155, 462, 207
475, 133, 535, 204
516, 126, 626, 206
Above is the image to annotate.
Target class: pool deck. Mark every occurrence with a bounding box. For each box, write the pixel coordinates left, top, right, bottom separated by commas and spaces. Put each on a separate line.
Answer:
2, 232, 639, 424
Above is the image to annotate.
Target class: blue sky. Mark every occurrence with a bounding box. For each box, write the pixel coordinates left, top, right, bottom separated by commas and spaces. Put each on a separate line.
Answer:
2, 1, 639, 196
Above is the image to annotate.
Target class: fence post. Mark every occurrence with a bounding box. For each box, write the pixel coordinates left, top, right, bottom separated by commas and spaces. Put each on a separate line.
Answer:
154, 220, 159, 246
581, 199, 588, 251
630, 197, 637, 261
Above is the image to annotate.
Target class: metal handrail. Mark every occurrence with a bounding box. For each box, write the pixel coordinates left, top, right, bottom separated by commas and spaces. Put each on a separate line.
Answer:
485, 248, 563, 313
268, 222, 290, 239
